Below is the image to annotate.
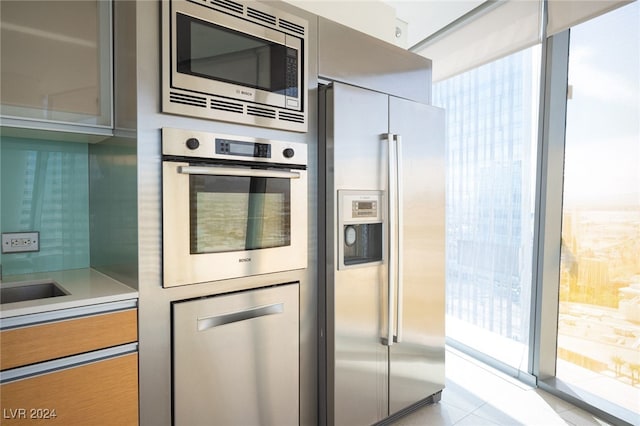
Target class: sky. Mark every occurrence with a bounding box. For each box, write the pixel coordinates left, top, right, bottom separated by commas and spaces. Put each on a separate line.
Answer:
563, 1, 640, 208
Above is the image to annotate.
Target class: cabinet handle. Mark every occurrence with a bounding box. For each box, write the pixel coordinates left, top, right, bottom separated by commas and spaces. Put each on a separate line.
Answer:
197, 303, 284, 331
0, 299, 137, 331
0, 343, 138, 384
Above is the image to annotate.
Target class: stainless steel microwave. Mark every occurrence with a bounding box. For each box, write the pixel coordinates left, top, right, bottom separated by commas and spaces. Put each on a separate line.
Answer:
162, 0, 308, 132
161, 128, 308, 287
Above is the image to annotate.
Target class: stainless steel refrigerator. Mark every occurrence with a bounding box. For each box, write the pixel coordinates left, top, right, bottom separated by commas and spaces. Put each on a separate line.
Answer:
319, 81, 446, 425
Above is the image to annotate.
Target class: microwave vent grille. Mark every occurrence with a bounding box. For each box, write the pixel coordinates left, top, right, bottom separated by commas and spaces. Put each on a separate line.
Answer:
279, 19, 305, 36
279, 111, 305, 124
210, 98, 244, 114
247, 7, 276, 26
169, 91, 207, 108
209, 0, 243, 15
247, 105, 277, 119
165, 90, 306, 130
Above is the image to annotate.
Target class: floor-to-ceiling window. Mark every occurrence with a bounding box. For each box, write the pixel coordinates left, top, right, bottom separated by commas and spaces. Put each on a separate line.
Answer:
556, 0, 639, 416
433, 46, 541, 371
420, 1, 638, 423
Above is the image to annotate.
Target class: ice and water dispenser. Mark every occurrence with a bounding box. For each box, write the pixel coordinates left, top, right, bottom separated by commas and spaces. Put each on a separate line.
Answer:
338, 190, 383, 269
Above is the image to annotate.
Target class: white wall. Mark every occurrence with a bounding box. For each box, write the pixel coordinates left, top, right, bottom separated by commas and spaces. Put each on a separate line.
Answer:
282, 0, 488, 49
282, 0, 400, 45
391, 1, 484, 47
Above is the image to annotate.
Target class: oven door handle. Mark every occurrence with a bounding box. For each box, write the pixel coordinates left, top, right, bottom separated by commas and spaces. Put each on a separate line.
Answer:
178, 166, 301, 179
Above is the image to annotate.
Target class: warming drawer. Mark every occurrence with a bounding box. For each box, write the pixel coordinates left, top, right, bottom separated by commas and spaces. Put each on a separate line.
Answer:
172, 283, 299, 426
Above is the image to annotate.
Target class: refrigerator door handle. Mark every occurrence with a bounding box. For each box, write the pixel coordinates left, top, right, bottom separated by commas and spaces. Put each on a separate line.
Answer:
384, 133, 406, 345
394, 134, 404, 344
384, 133, 398, 347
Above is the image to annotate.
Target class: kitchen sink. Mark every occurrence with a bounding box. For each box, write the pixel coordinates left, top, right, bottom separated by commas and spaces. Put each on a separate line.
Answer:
0, 280, 69, 305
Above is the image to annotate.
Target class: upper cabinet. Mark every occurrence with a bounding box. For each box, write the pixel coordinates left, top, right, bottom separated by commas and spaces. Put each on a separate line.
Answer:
0, 0, 112, 136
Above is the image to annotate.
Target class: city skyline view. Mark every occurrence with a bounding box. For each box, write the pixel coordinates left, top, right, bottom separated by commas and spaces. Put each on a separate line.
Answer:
434, 0, 638, 420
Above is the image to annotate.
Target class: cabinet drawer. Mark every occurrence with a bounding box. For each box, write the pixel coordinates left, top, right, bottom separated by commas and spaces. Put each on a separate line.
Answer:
173, 283, 299, 425
1, 309, 137, 371
0, 352, 138, 425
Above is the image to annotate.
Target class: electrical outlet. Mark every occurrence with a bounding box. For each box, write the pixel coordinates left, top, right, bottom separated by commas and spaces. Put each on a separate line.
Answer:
2, 232, 40, 253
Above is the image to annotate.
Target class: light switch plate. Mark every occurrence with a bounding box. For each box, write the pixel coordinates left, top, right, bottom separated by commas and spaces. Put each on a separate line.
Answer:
2, 232, 40, 253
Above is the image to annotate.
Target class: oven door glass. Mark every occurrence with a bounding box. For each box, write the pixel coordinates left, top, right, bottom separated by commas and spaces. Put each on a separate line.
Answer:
189, 173, 291, 254
176, 13, 296, 96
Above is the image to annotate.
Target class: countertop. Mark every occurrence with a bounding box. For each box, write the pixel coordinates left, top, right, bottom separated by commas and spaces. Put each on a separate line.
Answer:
0, 268, 138, 319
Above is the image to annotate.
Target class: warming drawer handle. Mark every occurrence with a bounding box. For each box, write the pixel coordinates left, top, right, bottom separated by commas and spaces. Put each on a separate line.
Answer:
179, 166, 300, 179
197, 303, 284, 331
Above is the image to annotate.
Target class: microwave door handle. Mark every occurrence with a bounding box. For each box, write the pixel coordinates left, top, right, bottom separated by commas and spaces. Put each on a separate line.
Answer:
178, 166, 301, 179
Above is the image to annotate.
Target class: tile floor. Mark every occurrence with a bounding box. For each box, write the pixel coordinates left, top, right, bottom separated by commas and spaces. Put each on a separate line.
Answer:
392, 348, 615, 426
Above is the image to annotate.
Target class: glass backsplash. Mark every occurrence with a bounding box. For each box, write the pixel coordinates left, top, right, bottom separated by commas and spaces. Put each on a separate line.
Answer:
1, 136, 90, 275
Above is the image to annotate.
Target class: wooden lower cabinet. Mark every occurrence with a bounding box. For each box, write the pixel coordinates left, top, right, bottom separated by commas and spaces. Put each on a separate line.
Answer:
0, 353, 138, 425
0, 309, 137, 371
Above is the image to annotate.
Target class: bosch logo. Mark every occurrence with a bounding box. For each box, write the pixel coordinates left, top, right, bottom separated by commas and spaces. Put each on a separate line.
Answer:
239, 258, 251, 263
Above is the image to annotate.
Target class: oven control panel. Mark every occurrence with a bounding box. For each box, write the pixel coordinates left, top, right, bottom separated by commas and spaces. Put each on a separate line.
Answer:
215, 138, 271, 158
162, 128, 307, 167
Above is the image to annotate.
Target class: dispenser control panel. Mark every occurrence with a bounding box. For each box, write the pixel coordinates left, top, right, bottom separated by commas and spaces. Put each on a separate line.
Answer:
341, 191, 382, 224
338, 190, 383, 269
352, 200, 378, 218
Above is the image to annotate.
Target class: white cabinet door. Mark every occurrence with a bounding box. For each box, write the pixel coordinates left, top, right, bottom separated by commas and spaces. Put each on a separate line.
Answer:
0, 0, 112, 133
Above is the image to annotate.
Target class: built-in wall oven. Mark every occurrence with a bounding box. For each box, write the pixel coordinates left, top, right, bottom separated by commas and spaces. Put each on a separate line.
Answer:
162, 127, 307, 287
